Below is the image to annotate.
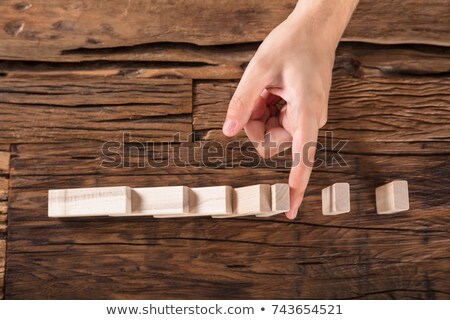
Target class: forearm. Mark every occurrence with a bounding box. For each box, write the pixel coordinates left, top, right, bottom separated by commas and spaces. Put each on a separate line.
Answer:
288, 0, 359, 50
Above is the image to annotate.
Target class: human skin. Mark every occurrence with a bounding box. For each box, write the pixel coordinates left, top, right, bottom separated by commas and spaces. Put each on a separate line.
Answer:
222, 0, 359, 219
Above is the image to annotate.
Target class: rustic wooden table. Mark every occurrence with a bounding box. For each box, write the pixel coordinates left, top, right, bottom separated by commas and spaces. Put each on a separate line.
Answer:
0, 0, 449, 299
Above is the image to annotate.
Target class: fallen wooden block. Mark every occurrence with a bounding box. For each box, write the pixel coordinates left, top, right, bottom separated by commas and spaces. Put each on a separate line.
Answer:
213, 184, 272, 218
154, 186, 233, 218
48, 186, 131, 218
322, 182, 350, 215
376, 180, 409, 214
256, 183, 290, 217
48, 184, 289, 218
110, 186, 189, 217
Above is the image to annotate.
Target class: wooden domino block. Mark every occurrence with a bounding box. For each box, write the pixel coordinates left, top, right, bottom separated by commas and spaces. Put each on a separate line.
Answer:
376, 180, 409, 214
256, 183, 290, 217
322, 183, 350, 215
48, 186, 131, 218
155, 186, 233, 218
110, 186, 189, 216
214, 184, 272, 218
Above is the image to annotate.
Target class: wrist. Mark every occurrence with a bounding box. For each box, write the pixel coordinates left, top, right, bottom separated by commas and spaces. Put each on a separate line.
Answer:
288, 0, 359, 51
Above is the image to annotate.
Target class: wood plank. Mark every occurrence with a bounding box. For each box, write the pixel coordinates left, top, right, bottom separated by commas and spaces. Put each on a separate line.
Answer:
0, 144, 9, 234
0, 202, 8, 233
0, 151, 10, 176
0, 59, 247, 80
0, 239, 4, 299
0, 43, 449, 81
0, 76, 193, 143
5, 142, 450, 299
0, 177, 8, 202
0, 0, 449, 62
0, 144, 9, 300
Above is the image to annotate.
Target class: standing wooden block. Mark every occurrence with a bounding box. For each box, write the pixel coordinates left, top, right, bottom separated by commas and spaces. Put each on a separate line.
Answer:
48, 186, 131, 218
155, 186, 233, 218
322, 183, 350, 215
376, 180, 409, 214
256, 183, 290, 217
214, 184, 272, 218
110, 186, 189, 216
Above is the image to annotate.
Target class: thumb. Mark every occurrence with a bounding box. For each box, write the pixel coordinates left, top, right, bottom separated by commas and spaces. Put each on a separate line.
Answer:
223, 61, 270, 137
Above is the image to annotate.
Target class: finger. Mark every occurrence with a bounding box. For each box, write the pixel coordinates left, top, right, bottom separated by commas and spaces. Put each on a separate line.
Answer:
245, 105, 270, 147
245, 118, 265, 144
279, 105, 297, 133
261, 127, 292, 158
261, 89, 281, 108
265, 116, 280, 131
244, 119, 266, 154
286, 121, 319, 219
223, 61, 271, 137
246, 122, 292, 159
250, 96, 269, 121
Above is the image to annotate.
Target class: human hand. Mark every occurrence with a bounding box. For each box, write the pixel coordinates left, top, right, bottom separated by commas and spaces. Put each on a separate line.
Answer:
222, 0, 358, 219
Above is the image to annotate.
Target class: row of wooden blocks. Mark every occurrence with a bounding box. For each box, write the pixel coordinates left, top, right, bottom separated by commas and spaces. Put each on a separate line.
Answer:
322, 180, 409, 215
48, 184, 290, 218
48, 180, 409, 218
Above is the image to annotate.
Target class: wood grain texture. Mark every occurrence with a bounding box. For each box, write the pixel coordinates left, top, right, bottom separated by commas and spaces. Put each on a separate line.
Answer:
1, 1, 449, 300
48, 187, 132, 218
0, 0, 449, 62
0, 144, 9, 300
5, 142, 450, 299
193, 69, 450, 152
0, 239, 5, 300
1, 43, 449, 81
130, 186, 190, 216
0, 144, 9, 235
191, 44, 450, 147
0, 77, 192, 143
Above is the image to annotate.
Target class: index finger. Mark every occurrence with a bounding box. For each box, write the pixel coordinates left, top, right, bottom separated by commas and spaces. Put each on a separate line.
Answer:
286, 120, 319, 219
223, 59, 272, 137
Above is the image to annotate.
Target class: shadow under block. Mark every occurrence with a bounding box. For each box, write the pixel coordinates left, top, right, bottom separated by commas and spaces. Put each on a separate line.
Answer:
48, 186, 131, 218
154, 186, 233, 218
376, 180, 409, 214
322, 183, 350, 215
